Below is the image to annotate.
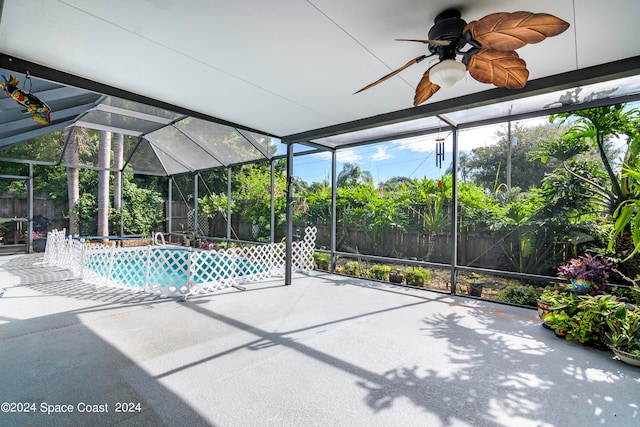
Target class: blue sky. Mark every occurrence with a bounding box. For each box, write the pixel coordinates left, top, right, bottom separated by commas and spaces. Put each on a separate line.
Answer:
280, 122, 512, 186
274, 101, 639, 186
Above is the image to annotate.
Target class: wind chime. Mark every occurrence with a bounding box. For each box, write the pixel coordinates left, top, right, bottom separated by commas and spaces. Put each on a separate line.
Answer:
435, 127, 445, 169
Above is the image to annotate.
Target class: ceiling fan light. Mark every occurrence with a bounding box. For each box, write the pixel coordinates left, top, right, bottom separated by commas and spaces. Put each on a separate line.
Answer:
429, 59, 466, 88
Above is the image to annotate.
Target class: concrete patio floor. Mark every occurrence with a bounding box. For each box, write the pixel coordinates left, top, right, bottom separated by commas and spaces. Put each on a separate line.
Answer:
0, 253, 638, 427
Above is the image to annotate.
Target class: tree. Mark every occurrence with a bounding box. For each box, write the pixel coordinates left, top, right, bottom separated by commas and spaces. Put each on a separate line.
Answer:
97, 130, 111, 237
113, 133, 124, 210
233, 161, 287, 241
65, 128, 80, 235
337, 163, 373, 187
463, 123, 566, 191
110, 178, 165, 235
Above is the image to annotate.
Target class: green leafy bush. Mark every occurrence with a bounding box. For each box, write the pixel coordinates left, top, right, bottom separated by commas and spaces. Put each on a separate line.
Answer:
314, 253, 331, 271
368, 264, 391, 280
495, 285, 540, 307
405, 268, 431, 287
343, 261, 362, 276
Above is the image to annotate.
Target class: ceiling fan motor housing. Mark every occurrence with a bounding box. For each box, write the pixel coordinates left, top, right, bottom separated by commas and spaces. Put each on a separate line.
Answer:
428, 9, 468, 59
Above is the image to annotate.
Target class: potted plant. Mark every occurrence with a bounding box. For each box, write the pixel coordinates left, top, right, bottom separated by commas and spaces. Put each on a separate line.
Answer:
557, 253, 614, 295
537, 284, 574, 320
388, 268, 405, 284
405, 267, 431, 287
543, 309, 574, 338
564, 294, 625, 349
466, 273, 486, 297
605, 305, 640, 366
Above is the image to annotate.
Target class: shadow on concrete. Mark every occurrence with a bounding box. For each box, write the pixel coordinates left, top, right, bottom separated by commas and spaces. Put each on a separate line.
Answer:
2, 254, 638, 426
0, 254, 214, 426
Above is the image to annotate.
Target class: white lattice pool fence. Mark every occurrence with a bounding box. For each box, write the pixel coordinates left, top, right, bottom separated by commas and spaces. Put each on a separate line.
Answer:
44, 227, 317, 298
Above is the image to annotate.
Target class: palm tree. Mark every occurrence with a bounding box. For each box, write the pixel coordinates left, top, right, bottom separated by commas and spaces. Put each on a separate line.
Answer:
97, 130, 111, 238
337, 163, 373, 187
113, 133, 124, 210
64, 128, 80, 235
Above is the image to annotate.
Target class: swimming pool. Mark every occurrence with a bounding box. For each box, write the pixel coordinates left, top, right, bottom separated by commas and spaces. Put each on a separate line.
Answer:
44, 228, 317, 298
84, 245, 273, 296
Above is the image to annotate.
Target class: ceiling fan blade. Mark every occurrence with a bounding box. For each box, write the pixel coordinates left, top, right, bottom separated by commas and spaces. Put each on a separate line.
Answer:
413, 66, 441, 106
354, 55, 427, 94
395, 38, 451, 46
467, 49, 529, 89
464, 12, 570, 51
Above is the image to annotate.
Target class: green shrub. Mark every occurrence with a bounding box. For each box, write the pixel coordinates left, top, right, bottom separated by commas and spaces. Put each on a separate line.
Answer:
495, 285, 540, 307
405, 268, 431, 287
314, 253, 331, 271
343, 261, 362, 276
368, 264, 391, 280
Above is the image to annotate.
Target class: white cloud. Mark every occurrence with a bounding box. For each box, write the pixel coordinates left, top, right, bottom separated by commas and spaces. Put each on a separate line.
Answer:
336, 147, 362, 163
307, 151, 332, 161
371, 146, 391, 161
393, 134, 449, 153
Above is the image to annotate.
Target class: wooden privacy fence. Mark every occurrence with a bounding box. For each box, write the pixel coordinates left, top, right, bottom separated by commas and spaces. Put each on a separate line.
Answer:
0, 195, 68, 244
308, 224, 519, 268
3, 197, 567, 274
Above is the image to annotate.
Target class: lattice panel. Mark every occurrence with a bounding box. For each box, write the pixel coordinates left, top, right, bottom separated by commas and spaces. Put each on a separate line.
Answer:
81, 243, 114, 287
44, 229, 68, 267
190, 250, 236, 294
147, 247, 191, 296
292, 226, 317, 271
44, 227, 318, 298
187, 210, 210, 236
107, 246, 150, 290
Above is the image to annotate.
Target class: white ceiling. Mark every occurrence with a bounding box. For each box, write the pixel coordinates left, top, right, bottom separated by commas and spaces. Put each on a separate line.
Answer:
0, 0, 639, 139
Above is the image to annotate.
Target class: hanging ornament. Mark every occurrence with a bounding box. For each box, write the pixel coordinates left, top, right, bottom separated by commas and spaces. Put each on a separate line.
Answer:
0, 74, 51, 124
435, 134, 445, 169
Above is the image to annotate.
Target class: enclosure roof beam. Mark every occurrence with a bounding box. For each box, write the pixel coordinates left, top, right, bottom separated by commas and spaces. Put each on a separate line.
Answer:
73, 121, 143, 137
236, 128, 272, 160
93, 104, 175, 125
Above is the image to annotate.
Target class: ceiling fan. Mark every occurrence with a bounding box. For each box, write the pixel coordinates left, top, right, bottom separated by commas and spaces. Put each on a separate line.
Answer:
355, 9, 570, 106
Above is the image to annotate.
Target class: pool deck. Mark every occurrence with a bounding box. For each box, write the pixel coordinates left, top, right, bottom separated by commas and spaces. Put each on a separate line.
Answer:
0, 253, 638, 426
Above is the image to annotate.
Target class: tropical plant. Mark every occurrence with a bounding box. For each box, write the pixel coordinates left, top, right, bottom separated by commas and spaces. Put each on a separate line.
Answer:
338, 184, 406, 254
539, 284, 576, 308
546, 104, 640, 278
557, 253, 614, 293
610, 163, 640, 266
605, 307, 640, 355
544, 309, 574, 334
565, 294, 625, 345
